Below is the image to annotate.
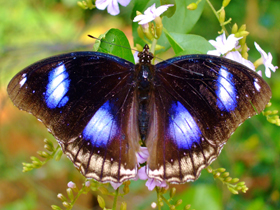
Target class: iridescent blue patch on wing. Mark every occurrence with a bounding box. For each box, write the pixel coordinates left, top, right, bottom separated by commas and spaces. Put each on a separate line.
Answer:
45, 64, 70, 109
215, 66, 237, 112
168, 101, 202, 149
82, 101, 117, 147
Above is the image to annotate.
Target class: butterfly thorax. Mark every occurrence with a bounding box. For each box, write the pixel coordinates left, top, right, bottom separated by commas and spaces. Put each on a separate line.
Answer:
136, 45, 155, 141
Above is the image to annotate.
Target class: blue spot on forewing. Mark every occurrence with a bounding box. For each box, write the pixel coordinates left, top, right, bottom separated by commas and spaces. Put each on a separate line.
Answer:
215, 66, 237, 112
82, 101, 117, 147
45, 64, 70, 109
168, 101, 202, 149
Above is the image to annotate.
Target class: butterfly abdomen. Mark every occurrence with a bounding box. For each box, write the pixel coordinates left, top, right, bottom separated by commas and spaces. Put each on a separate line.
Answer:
136, 63, 155, 141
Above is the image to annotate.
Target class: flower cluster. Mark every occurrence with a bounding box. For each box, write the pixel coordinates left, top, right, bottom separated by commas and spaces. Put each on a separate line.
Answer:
207, 32, 278, 78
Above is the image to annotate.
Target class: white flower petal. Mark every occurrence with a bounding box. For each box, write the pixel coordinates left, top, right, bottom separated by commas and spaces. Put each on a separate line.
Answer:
136, 147, 149, 164
208, 32, 242, 55
154, 4, 173, 16
134, 3, 173, 25
207, 50, 221, 56
96, 0, 110, 10
117, 0, 130, 7
225, 51, 255, 70
254, 42, 267, 60
257, 70, 262, 77
138, 167, 148, 180
96, 0, 131, 15
133, 14, 145, 22
139, 16, 154, 25
107, 0, 120, 15
110, 182, 122, 190
265, 66, 271, 78
254, 42, 278, 78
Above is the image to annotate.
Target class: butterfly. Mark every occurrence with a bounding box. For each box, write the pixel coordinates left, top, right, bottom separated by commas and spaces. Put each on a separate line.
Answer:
7, 44, 271, 184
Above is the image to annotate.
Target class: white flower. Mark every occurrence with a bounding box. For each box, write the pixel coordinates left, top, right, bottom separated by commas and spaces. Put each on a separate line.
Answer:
133, 3, 173, 25
254, 42, 278, 78
96, 0, 131, 16
207, 32, 242, 56
225, 51, 255, 70
110, 182, 122, 190
137, 166, 168, 191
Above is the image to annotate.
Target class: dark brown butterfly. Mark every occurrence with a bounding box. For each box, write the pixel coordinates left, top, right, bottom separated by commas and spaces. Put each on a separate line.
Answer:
7, 45, 271, 184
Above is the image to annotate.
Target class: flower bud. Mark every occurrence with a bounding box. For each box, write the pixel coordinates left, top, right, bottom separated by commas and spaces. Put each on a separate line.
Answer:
176, 199, 183, 206
170, 187, 176, 198
217, 168, 226, 173
137, 26, 145, 40
98, 186, 109, 194
120, 202, 127, 210
235, 31, 249, 38
37, 151, 50, 158
213, 172, 220, 178
187, 3, 197, 10
219, 8, 225, 24
57, 193, 67, 202
184, 204, 191, 210
62, 201, 71, 208
154, 16, 163, 38
222, 0, 231, 7
141, 24, 154, 41
97, 195, 106, 208
228, 187, 239, 194
238, 24, 246, 32
85, 181, 91, 187
221, 172, 230, 177
51, 205, 62, 210
231, 23, 238, 34
67, 188, 74, 201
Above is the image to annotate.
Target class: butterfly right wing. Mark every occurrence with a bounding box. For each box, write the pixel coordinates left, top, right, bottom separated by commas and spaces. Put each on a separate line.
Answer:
145, 55, 271, 183
7, 52, 140, 183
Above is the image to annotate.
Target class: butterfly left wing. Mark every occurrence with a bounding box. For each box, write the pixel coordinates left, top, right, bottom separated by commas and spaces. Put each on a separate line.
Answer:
146, 54, 271, 183
7, 52, 140, 183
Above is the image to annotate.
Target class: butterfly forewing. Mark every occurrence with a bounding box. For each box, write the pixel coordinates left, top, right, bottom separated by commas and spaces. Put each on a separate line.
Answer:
145, 55, 271, 183
7, 52, 140, 183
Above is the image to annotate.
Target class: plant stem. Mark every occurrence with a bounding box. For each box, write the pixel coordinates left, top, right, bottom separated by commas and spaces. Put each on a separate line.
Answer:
112, 187, 119, 210
156, 187, 161, 210
205, 0, 228, 35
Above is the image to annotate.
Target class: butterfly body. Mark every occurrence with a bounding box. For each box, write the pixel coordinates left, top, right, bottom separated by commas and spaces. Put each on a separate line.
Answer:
7, 45, 271, 184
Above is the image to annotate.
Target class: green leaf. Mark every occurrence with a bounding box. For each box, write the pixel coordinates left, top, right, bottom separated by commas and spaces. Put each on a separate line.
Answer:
164, 30, 215, 55
93, 28, 134, 63
158, 0, 206, 52
162, 0, 206, 34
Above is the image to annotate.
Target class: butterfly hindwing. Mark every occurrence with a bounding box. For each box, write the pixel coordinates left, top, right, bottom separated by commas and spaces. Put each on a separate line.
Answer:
7, 52, 140, 182
145, 55, 271, 183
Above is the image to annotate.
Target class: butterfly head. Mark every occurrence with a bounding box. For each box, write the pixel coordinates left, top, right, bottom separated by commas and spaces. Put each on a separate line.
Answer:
138, 44, 154, 64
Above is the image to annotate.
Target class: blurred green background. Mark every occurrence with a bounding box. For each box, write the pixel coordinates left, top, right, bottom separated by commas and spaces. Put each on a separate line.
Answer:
0, 0, 279, 209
